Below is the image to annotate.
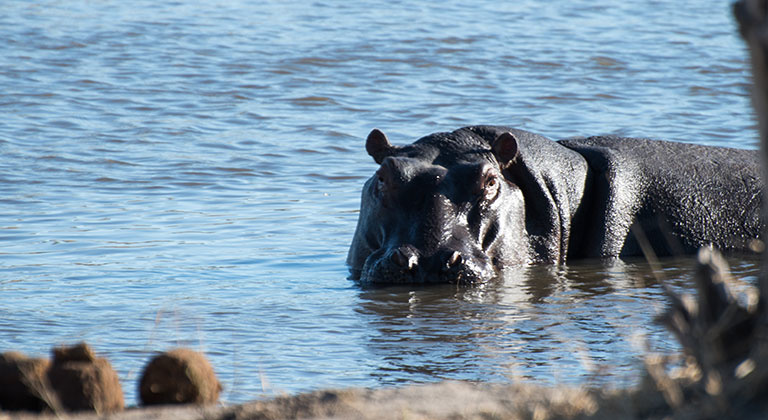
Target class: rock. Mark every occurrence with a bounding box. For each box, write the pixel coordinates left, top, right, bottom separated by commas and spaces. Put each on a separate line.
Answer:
0, 351, 51, 412
46, 342, 124, 413
139, 348, 222, 405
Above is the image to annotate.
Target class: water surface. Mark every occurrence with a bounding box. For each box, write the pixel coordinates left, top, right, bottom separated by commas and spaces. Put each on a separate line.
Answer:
0, 0, 759, 405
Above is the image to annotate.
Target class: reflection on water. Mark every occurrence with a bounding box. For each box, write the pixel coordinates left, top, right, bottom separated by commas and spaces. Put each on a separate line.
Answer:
0, 0, 759, 406
354, 257, 760, 388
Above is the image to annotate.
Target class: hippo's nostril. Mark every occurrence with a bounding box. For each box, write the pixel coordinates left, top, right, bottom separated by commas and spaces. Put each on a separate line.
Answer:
391, 247, 418, 270
447, 251, 462, 267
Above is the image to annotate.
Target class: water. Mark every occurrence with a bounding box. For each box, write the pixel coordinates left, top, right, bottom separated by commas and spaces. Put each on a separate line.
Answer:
0, 0, 760, 405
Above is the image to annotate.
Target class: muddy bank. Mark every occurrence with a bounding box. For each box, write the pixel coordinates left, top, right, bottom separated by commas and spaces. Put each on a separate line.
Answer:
4, 381, 639, 420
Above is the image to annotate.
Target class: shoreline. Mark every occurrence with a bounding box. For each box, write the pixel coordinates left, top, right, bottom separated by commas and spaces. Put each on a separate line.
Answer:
2, 380, 657, 420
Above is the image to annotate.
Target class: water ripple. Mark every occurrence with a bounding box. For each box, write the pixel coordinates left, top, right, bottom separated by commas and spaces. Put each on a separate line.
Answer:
0, 0, 758, 406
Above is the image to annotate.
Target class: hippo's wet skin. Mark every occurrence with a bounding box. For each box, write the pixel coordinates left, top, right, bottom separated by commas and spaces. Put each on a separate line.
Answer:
347, 126, 764, 284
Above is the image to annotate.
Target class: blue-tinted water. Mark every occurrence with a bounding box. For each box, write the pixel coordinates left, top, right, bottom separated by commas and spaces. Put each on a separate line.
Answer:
0, 0, 759, 405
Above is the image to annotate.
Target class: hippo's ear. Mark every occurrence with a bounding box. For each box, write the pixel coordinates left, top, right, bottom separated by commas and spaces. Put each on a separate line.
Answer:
366, 129, 396, 164
492, 132, 520, 167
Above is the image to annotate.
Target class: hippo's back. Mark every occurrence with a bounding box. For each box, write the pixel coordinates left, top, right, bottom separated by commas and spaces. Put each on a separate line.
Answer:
559, 136, 762, 257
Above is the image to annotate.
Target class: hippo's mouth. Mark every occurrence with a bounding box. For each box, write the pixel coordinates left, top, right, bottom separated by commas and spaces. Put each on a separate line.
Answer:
358, 245, 496, 285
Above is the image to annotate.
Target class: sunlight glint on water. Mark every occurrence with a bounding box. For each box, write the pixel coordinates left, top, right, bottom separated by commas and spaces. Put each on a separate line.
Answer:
0, 0, 758, 405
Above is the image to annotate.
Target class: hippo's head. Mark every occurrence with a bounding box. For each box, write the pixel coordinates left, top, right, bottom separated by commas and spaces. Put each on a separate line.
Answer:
347, 126, 587, 284
348, 126, 588, 285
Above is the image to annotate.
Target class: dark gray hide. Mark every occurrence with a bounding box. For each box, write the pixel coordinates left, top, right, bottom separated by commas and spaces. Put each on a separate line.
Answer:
560, 135, 763, 258
348, 126, 763, 284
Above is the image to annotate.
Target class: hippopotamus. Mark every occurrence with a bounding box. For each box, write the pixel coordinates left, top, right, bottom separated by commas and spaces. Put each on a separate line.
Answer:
347, 126, 763, 284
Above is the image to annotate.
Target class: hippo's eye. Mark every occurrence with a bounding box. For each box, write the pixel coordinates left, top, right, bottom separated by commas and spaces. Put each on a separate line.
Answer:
483, 175, 500, 202
375, 174, 386, 196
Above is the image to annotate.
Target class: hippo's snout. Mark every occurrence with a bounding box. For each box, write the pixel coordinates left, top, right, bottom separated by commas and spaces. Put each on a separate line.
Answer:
361, 244, 494, 285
